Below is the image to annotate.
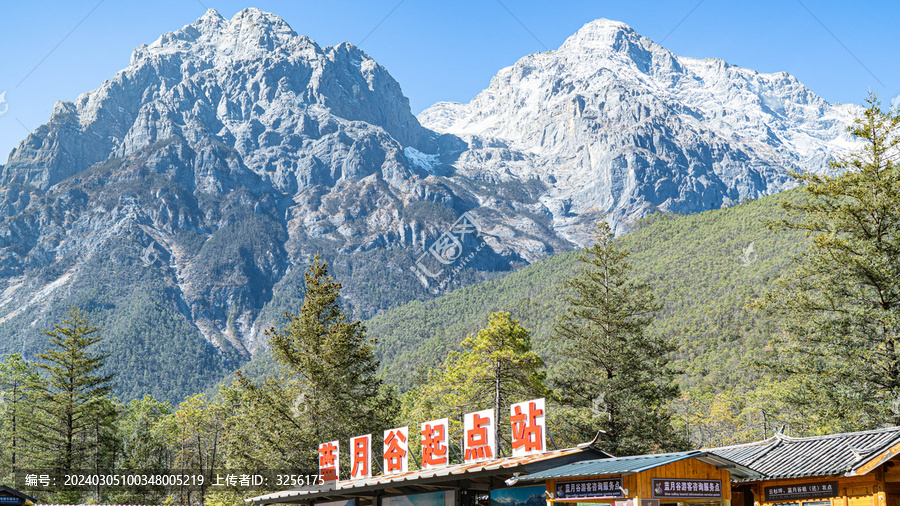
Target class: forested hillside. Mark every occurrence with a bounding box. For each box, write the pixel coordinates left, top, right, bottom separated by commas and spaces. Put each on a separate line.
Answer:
366, 189, 807, 415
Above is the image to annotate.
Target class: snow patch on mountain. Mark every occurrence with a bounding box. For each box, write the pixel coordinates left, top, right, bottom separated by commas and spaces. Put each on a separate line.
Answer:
421, 18, 861, 241
403, 147, 440, 174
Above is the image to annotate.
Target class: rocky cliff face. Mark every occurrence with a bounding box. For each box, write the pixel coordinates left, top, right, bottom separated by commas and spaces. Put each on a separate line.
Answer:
420, 18, 859, 241
0, 12, 859, 401
1, 9, 435, 191
0, 9, 574, 401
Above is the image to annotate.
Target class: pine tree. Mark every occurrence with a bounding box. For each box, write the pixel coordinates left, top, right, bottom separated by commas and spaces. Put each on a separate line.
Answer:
269, 255, 396, 438
118, 395, 174, 471
756, 94, 900, 431
221, 371, 310, 470
170, 394, 225, 505
551, 221, 688, 456
27, 308, 116, 472
405, 311, 548, 454
114, 395, 174, 504
0, 354, 40, 476
224, 255, 397, 471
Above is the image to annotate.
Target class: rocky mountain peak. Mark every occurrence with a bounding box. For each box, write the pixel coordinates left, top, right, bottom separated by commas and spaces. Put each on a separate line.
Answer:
138, 7, 306, 63
420, 17, 859, 241
556, 18, 680, 77
191, 8, 227, 36
559, 18, 641, 51
137, 9, 225, 60
3, 7, 437, 190
217, 8, 303, 57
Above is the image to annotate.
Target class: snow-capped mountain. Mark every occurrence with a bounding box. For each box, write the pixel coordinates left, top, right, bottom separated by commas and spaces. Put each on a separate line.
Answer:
421, 18, 858, 240
0, 11, 861, 401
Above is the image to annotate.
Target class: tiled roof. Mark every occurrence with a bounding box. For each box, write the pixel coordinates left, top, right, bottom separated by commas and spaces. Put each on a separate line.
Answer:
520, 450, 761, 481
709, 426, 900, 481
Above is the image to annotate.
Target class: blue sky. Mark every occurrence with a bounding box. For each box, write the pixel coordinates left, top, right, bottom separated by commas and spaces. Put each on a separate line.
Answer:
0, 0, 898, 164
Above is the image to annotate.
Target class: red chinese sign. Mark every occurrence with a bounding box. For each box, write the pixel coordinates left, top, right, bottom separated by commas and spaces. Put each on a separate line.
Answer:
318, 440, 339, 482
420, 418, 449, 468
350, 434, 371, 479
383, 427, 409, 474
510, 398, 546, 456
463, 409, 495, 462
320, 402, 552, 478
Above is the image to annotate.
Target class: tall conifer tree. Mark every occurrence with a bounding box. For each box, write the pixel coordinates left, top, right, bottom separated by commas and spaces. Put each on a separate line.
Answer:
551, 221, 687, 455
267, 255, 396, 442
27, 308, 116, 471
223, 255, 397, 471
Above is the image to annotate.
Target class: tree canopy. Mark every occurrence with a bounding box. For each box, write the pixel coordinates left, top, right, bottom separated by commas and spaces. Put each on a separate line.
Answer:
403, 311, 548, 453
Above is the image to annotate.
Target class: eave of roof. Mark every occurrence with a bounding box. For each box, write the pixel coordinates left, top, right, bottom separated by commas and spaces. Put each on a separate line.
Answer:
519, 450, 761, 482
0, 485, 38, 503
246, 445, 607, 505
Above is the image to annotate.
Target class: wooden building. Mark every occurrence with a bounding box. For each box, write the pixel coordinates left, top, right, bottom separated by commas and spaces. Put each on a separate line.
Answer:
244, 427, 900, 506
710, 427, 900, 506
518, 450, 760, 506
0, 486, 37, 506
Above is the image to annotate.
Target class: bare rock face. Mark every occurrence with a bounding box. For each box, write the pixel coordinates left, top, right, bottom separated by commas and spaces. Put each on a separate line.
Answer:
2, 8, 435, 193
0, 9, 573, 401
420, 18, 859, 241
0, 12, 858, 401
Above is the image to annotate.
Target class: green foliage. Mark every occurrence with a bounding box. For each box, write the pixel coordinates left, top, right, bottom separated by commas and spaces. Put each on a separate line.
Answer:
267, 255, 397, 439
219, 369, 310, 471
755, 94, 900, 431
170, 394, 225, 505
0, 354, 40, 476
365, 189, 808, 445
117, 395, 174, 471
403, 311, 548, 453
109, 394, 176, 504
551, 221, 687, 455
0, 228, 242, 404
27, 308, 117, 471
223, 256, 398, 473
403, 201, 459, 223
